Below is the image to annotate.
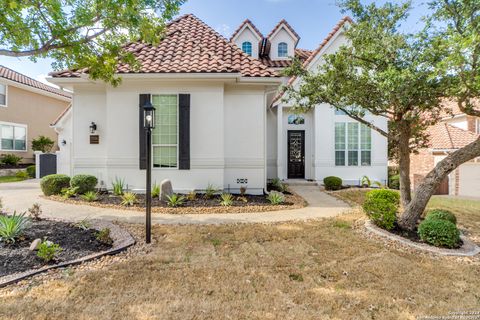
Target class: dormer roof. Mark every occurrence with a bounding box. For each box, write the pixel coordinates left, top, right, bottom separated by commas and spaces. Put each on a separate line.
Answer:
230, 19, 264, 42
266, 19, 300, 45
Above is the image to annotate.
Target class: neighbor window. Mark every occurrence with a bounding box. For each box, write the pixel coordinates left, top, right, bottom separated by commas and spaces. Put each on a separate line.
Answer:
242, 41, 252, 56
278, 42, 288, 57
335, 122, 371, 166
151, 95, 178, 168
0, 84, 6, 106
0, 123, 27, 151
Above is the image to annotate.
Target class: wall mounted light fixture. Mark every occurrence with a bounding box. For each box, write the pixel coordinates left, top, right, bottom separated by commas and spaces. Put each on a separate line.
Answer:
89, 122, 97, 134
61, 139, 67, 146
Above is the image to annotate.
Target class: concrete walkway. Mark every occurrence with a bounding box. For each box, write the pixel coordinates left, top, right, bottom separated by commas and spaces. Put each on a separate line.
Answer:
0, 180, 350, 225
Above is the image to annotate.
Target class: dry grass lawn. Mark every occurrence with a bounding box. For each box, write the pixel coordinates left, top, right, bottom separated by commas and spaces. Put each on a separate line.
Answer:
1, 196, 480, 319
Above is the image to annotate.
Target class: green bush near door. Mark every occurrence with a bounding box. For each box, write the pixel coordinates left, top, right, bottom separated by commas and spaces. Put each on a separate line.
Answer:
70, 174, 98, 194
40, 174, 71, 196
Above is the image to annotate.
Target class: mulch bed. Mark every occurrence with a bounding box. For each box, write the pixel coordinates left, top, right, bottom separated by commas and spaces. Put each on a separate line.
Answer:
0, 163, 33, 170
387, 222, 463, 249
47, 192, 306, 214
0, 219, 112, 278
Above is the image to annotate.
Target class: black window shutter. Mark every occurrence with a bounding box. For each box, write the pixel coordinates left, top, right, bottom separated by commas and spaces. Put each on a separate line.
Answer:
139, 94, 150, 170
179, 94, 190, 170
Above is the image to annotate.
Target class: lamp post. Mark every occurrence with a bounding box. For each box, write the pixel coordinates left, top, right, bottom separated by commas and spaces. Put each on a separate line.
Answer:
143, 100, 155, 244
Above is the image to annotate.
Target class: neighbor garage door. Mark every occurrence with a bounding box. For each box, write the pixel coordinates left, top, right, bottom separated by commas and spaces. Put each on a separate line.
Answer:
458, 162, 480, 197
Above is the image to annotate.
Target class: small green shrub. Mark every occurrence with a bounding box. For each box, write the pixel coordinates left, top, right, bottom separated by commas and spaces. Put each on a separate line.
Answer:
61, 186, 79, 199
95, 228, 113, 245
425, 209, 457, 225
81, 191, 98, 202
267, 191, 285, 205
187, 191, 197, 201
73, 218, 91, 230
28, 203, 42, 220
120, 192, 137, 206
37, 240, 62, 262
112, 177, 125, 196
26, 165, 36, 178
70, 174, 97, 194
361, 175, 371, 187
219, 193, 234, 206
166, 194, 186, 207
0, 212, 30, 243
323, 176, 343, 191
152, 182, 160, 198
31, 136, 55, 153
1, 154, 22, 166
15, 170, 29, 179
204, 184, 219, 199
418, 219, 460, 248
40, 174, 71, 196
362, 190, 399, 230
389, 174, 400, 190
270, 178, 288, 192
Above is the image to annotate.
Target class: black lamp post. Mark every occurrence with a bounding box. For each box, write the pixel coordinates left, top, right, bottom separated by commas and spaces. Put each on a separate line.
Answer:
143, 100, 155, 244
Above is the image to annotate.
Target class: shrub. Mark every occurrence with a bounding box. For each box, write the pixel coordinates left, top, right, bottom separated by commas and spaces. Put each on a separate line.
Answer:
40, 174, 70, 196
267, 191, 285, 205
425, 209, 457, 225
187, 191, 197, 201
152, 182, 160, 198
31, 136, 55, 153
362, 190, 399, 230
166, 194, 186, 207
26, 165, 36, 178
323, 176, 342, 191
0, 212, 30, 243
73, 218, 91, 230
81, 191, 98, 202
219, 193, 234, 206
15, 170, 29, 179
61, 186, 79, 199
95, 228, 113, 245
239, 186, 247, 196
37, 240, 62, 262
120, 192, 137, 206
361, 175, 371, 187
70, 174, 97, 194
389, 174, 400, 190
418, 219, 460, 248
270, 178, 288, 192
28, 203, 42, 220
1, 154, 22, 166
112, 177, 125, 196
204, 184, 219, 199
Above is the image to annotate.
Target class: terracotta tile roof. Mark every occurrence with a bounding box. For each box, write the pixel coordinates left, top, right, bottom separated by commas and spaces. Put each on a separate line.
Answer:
51, 14, 278, 78
271, 16, 352, 105
428, 122, 479, 149
230, 19, 263, 41
0, 65, 71, 99
259, 48, 313, 68
266, 19, 300, 42
439, 98, 480, 118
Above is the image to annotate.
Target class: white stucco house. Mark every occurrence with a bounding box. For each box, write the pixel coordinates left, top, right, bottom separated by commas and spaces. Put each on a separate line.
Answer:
48, 14, 388, 194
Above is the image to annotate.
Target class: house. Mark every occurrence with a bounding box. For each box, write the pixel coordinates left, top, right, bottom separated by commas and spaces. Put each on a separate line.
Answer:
410, 100, 480, 197
0, 65, 71, 163
48, 14, 389, 194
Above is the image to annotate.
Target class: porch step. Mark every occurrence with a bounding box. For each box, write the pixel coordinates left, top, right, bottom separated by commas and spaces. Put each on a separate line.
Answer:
283, 179, 318, 186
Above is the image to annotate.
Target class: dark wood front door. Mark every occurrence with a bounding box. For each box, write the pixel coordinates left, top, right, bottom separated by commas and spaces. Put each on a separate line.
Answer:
287, 130, 305, 179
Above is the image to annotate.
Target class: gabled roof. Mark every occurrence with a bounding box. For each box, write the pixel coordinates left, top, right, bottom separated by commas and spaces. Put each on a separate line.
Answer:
259, 48, 313, 68
230, 19, 263, 41
429, 122, 479, 150
51, 104, 72, 126
0, 65, 71, 99
266, 19, 300, 43
51, 14, 278, 78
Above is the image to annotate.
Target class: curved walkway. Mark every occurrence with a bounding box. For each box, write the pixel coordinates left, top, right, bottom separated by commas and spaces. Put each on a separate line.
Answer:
0, 180, 350, 225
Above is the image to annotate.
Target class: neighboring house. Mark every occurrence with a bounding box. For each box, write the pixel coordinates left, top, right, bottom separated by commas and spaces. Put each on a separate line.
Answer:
410, 100, 480, 197
49, 14, 389, 193
0, 65, 71, 163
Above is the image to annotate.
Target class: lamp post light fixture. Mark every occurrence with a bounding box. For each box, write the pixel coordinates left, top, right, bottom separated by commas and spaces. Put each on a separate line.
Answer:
143, 100, 155, 244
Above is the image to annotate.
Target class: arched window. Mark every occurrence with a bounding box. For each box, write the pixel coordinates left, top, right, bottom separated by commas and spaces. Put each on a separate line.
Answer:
278, 42, 288, 57
242, 41, 252, 56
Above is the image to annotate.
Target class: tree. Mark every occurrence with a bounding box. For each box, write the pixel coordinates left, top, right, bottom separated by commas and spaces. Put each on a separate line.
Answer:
399, 0, 480, 230
0, 0, 185, 85
282, 0, 446, 209
31, 135, 55, 153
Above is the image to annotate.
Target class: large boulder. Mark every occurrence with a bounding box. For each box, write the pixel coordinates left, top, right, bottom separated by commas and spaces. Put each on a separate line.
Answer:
160, 179, 173, 201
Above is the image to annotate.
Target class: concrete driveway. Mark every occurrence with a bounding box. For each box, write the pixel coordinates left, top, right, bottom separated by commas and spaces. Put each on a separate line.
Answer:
0, 180, 350, 225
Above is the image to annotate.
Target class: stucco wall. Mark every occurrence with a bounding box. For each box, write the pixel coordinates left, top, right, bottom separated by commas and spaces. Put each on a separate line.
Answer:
233, 27, 261, 59
269, 28, 296, 60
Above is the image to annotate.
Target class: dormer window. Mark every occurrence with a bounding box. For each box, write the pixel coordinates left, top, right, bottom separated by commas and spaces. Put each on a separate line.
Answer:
278, 42, 288, 58
242, 41, 253, 56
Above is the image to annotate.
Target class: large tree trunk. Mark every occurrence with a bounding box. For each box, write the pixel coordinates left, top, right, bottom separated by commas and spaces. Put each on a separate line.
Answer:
397, 124, 412, 208
398, 137, 480, 231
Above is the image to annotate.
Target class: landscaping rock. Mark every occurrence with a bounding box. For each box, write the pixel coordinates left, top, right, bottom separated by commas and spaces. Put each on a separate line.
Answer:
160, 179, 173, 201
29, 239, 42, 251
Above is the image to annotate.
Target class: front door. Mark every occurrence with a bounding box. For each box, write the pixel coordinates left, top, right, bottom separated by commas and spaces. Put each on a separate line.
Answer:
287, 130, 305, 179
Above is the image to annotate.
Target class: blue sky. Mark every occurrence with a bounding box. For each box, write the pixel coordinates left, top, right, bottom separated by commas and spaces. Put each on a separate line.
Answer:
0, 0, 427, 85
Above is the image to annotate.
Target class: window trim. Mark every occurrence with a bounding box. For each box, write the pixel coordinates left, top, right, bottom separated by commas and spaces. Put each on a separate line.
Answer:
241, 41, 253, 56
0, 121, 28, 152
278, 42, 288, 58
150, 94, 179, 170
334, 122, 371, 167
0, 83, 7, 108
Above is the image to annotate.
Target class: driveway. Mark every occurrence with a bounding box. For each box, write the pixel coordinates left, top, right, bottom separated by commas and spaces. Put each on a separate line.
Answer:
0, 180, 350, 225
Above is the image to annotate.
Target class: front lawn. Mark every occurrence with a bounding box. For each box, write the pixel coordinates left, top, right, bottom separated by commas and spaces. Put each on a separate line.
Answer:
0, 176, 26, 184
1, 209, 479, 319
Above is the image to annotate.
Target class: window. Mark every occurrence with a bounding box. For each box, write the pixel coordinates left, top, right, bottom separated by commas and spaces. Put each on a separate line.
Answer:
242, 41, 252, 56
0, 123, 26, 151
288, 114, 305, 125
0, 84, 6, 106
335, 122, 371, 166
151, 95, 178, 168
278, 42, 288, 58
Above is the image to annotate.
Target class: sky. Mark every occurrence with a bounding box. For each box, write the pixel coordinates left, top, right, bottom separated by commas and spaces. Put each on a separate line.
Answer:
0, 0, 428, 86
